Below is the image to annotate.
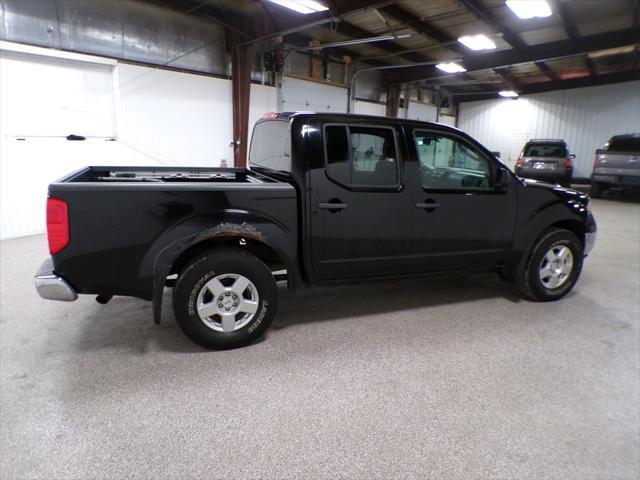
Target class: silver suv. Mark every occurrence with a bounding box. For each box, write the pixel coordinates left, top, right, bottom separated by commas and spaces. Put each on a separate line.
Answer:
515, 139, 574, 187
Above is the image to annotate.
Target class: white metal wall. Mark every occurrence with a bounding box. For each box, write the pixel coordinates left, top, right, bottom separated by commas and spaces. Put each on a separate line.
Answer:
0, 43, 277, 239
406, 101, 437, 122
353, 100, 386, 117
281, 76, 348, 113
458, 80, 640, 176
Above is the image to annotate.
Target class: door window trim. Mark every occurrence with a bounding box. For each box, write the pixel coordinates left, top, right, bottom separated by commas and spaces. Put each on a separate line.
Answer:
322, 123, 404, 192
412, 128, 500, 194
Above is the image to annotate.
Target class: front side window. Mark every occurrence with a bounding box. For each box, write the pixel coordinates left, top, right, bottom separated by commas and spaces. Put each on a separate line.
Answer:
415, 132, 492, 190
324, 125, 399, 188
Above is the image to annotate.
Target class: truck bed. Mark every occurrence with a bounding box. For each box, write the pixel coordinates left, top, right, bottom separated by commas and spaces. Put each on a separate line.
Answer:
48, 165, 298, 301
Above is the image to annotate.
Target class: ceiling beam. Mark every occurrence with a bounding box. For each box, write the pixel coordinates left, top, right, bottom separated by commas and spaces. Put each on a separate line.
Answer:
551, 0, 580, 38
378, 4, 468, 56
584, 56, 597, 76
455, 69, 640, 102
152, 0, 393, 40
313, 21, 427, 63
454, 0, 527, 49
534, 61, 560, 81
285, 32, 388, 68
493, 67, 519, 91
399, 26, 640, 82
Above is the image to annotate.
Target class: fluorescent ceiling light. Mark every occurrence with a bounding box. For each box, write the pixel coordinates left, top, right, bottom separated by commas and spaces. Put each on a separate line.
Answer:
505, 0, 552, 19
499, 90, 519, 97
436, 63, 467, 73
458, 34, 496, 51
267, 0, 329, 14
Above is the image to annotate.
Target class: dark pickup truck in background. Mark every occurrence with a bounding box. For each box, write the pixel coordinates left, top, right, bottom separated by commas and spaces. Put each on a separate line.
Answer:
35, 113, 596, 349
591, 134, 640, 197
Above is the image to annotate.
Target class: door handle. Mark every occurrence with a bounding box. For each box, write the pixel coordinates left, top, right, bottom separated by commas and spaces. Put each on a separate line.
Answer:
319, 202, 348, 211
416, 200, 441, 212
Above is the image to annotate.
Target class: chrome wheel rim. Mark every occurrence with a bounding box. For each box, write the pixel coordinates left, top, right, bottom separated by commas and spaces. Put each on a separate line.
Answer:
539, 245, 574, 289
196, 274, 259, 332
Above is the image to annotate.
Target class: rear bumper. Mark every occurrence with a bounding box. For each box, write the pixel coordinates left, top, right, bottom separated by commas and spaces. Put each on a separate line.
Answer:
34, 259, 77, 302
592, 173, 640, 187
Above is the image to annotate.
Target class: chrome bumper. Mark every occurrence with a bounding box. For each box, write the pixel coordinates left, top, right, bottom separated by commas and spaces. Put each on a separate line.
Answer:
585, 231, 596, 256
34, 259, 77, 302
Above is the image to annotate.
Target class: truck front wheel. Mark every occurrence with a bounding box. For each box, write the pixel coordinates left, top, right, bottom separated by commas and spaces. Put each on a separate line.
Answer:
173, 249, 278, 349
520, 228, 584, 301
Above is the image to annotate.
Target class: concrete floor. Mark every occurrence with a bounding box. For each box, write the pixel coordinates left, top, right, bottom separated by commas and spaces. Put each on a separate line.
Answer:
1, 196, 639, 480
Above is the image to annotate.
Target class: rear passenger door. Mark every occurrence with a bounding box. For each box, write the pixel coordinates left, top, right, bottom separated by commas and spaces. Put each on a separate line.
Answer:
309, 121, 413, 281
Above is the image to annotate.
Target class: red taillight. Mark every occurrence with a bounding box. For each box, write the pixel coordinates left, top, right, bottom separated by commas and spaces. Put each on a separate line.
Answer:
46, 197, 69, 255
564, 158, 574, 169
593, 155, 601, 171
516, 155, 524, 167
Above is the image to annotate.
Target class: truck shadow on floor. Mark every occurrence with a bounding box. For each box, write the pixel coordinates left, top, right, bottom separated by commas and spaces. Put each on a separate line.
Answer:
74, 273, 524, 353
272, 274, 522, 330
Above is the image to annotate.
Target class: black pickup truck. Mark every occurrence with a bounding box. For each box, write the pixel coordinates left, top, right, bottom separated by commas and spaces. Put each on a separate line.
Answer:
35, 112, 596, 349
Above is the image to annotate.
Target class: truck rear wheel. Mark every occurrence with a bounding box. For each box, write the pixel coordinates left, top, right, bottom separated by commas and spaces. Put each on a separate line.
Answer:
520, 228, 584, 302
173, 249, 278, 349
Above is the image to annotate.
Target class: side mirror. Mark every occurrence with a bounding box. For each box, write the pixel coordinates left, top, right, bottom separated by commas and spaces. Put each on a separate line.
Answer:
569, 154, 576, 159
495, 167, 512, 190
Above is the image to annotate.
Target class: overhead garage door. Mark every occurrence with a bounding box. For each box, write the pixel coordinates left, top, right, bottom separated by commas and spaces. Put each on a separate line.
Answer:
281, 76, 348, 113
0, 50, 117, 240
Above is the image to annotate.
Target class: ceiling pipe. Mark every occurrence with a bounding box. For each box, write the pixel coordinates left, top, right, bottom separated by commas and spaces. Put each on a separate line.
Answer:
296, 33, 411, 51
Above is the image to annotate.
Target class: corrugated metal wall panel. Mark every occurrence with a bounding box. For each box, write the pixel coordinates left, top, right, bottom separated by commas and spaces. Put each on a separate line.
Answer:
458, 81, 640, 177
0, 0, 227, 76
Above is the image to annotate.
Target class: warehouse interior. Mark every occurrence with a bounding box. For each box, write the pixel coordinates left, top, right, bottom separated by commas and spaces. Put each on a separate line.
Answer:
1, 1, 639, 478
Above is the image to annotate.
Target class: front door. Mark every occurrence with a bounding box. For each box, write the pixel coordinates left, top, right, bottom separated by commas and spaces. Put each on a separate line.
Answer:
309, 121, 413, 281
408, 128, 517, 272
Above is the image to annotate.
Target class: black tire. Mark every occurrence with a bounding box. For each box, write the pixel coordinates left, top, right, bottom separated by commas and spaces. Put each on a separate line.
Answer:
173, 248, 278, 349
520, 228, 584, 301
590, 182, 603, 198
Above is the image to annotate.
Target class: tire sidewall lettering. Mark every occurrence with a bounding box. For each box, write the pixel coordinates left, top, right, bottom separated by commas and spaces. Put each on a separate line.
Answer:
188, 270, 216, 316
248, 300, 269, 334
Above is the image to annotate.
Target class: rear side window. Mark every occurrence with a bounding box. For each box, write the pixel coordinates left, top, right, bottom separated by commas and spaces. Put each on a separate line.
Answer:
606, 137, 640, 153
524, 143, 566, 157
249, 120, 291, 171
324, 125, 399, 188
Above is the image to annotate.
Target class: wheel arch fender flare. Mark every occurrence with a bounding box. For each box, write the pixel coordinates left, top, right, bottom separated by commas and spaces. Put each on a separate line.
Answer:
139, 209, 300, 324
503, 202, 591, 283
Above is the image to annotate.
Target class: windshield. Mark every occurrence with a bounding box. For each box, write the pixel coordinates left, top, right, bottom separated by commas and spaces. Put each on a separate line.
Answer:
605, 137, 640, 153
524, 143, 566, 158
249, 120, 292, 172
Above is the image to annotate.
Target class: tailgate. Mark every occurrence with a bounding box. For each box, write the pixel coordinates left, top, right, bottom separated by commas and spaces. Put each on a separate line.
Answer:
594, 151, 640, 176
